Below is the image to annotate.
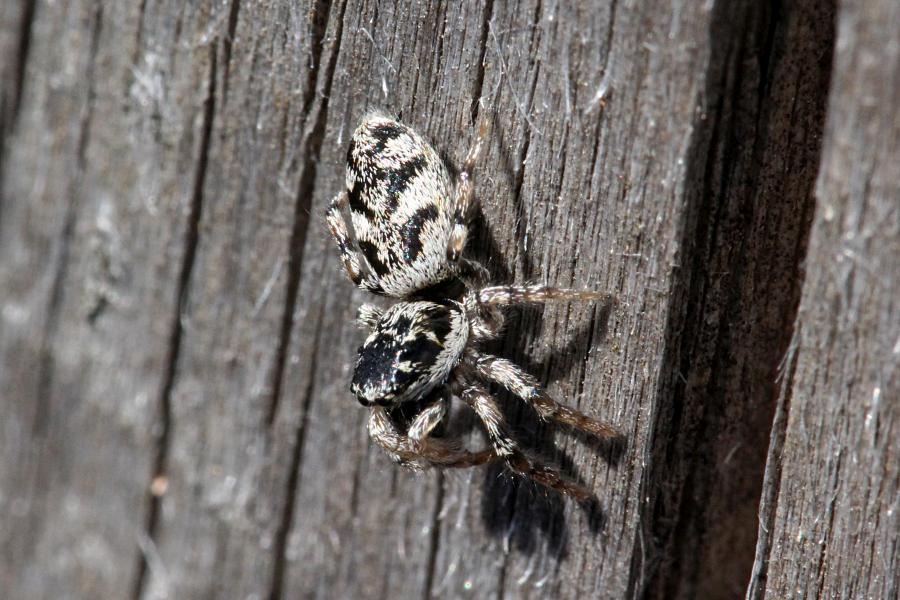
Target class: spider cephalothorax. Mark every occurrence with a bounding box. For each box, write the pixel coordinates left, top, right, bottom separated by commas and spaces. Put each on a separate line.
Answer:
352, 301, 467, 407
326, 115, 619, 501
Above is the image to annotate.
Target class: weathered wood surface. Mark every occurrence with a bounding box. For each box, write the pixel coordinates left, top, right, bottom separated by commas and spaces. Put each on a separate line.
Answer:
747, 1, 900, 598
0, 0, 887, 599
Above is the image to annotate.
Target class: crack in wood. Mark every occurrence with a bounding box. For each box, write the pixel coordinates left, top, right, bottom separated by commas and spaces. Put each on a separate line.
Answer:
266, 0, 342, 427
220, 0, 242, 106
268, 298, 326, 600
130, 42, 218, 600
129, 0, 149, 72
7, 0, 37, 135
470, 0, 495, 124
422, 472, 446, 600
635, 1, 835, 596
266, 3, 348, 597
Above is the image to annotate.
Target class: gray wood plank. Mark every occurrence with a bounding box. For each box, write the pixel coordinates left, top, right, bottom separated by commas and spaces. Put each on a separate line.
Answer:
1, 0, 237, 597
135, 1, 328, 598
645, 2, 836, 597
748, 0, 900, 598
0, 0, 866, 599
274, 1, 834, 599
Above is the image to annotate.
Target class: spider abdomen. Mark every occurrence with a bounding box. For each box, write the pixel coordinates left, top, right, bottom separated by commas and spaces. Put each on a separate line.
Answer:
346, 116, 456, 297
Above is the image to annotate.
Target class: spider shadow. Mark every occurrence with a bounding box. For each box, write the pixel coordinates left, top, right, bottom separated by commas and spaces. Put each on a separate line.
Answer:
443, 290, 624, 560
448, 124, 625, 560
475, 308, 626, 561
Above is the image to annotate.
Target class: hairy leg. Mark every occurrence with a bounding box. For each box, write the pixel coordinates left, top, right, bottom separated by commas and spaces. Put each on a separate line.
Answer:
368, 406, 495, 469
457, 259, 491, 287
453, 259, 509, 341
325, 191, 382, 294
356, 303, 384, 330
464, 284, 608, 342
470, 284, 613, 308
465, 349, 619, 439
447, 120, 490, 263
407, 391, 449, 446
454, 374, 593, 502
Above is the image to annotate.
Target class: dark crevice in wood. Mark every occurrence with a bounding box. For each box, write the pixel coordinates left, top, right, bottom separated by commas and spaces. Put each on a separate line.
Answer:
422, 472, 446, 600
32, 1, 104, 436
130, 44, 218, 600
266, 0, 339, 427
495, 551, 507, 600
303, 0, 333, 119
267, 3, 347, 595
746, 332, 799, 599
268, 300, 325, 600
813, 450, 842, 592
755, 0, 781, 114
129, 0, 149, 71
509, 105, 535, 282
0, 0, 36, 194
636, 0, 836, 597
346, 431, 365, 525
746, 3, 836, 582
745, 56, 829, 592
470, 0, 495, 124
76, 3, 104, 169
603, 0, 618, 73
221, 0, 242, 106
9, 0, 37, 133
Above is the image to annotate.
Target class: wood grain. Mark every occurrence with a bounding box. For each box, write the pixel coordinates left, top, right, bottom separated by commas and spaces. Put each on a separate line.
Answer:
748, 0, 900, 597
0, 1, 888, 599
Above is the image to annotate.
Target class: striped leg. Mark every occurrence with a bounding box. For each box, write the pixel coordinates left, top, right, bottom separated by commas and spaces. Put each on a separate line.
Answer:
368, 406, 495, 469
407, 391, 450, 448
466, 349, 619, 439
456, 260, 506, 341
471, 284, 612, 307
456, 376, 593, 502
447, 120, 490, 263
325, 191, 382, 294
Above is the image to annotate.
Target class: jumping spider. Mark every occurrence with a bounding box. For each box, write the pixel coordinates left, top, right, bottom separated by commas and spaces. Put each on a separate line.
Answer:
326, 115, 618, 501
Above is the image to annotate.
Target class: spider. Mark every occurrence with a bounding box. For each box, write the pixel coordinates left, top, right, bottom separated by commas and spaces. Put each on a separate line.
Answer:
326, 115, 618, 501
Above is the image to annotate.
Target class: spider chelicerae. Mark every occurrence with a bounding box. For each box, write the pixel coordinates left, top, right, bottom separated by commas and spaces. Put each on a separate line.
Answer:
325, 114, 618, 501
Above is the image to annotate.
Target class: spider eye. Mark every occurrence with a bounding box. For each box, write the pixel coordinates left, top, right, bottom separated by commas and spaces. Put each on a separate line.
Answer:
400, 340, 442, 370
391, 367, 413, 385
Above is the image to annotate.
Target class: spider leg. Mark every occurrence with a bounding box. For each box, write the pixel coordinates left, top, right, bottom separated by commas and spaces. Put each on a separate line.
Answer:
463, 285, 609, 342
454, 260, 507, 341
447, 120, 490, 263
465, 349, 619, 439
407, 389, 450, 446
356, 303, 383, 330
457, 259, 491, 287
454, 373, 593, 502
325, 191, 383, 294
368, 406, 495, 469
470, 284, 613, 308
468, 305, 505, 342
